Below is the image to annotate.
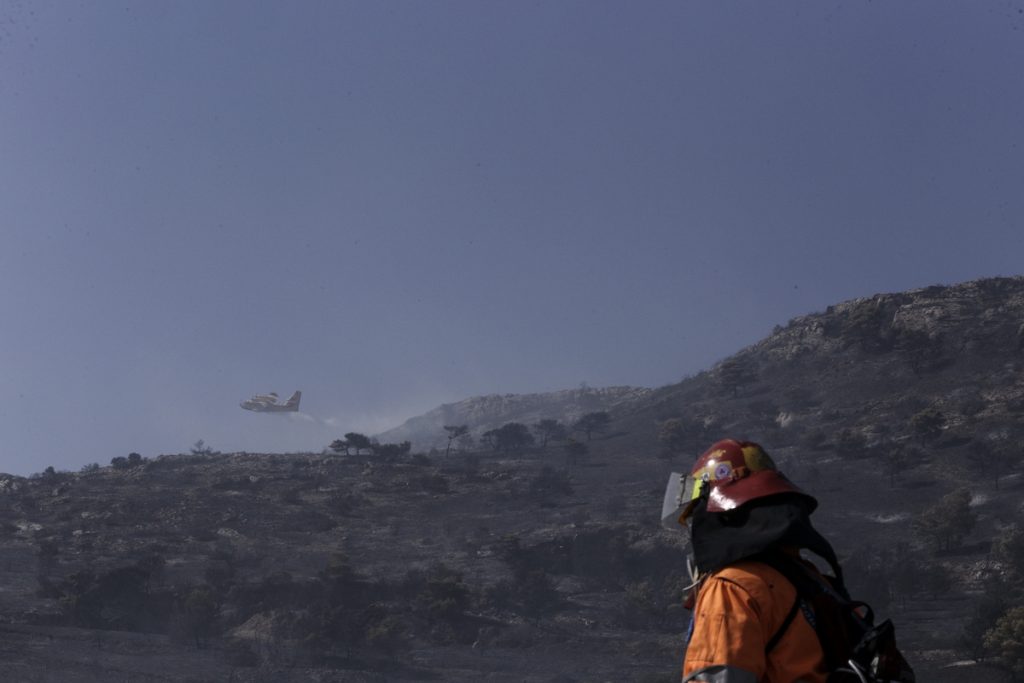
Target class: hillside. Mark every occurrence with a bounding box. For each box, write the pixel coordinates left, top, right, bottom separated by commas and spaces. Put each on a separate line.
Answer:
2, 276, 1024, 681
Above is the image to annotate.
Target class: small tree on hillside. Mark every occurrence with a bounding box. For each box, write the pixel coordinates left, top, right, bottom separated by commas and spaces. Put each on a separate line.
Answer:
190, 440, 215, 456
345, 432, 372, 456
489, 422, 534, 454
913, 488, 976, 552
573, 411, 611, 441
443, 425, 469, 457
330, 439, 351, 456
534, 419, 569, 449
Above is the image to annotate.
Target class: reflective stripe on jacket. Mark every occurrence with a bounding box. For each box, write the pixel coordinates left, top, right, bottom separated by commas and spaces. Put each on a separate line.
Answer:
682, 560, 828, 683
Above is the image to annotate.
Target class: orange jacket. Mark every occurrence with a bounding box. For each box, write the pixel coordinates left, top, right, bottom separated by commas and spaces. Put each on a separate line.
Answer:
683, 559, 828, 683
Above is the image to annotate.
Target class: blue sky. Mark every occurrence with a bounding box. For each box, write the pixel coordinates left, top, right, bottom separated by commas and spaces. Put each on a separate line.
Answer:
1, 1, 1022, 474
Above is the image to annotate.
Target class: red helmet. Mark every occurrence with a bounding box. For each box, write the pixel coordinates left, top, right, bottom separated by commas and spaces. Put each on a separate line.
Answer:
688, 439, 814, 514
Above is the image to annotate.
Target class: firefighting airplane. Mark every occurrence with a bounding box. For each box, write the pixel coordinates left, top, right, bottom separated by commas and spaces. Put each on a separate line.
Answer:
240, 390, 302, 412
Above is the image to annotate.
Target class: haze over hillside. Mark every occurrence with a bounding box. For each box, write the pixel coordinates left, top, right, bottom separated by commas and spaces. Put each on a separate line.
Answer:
376, 276, 1024, 464
374, 385, 652, 451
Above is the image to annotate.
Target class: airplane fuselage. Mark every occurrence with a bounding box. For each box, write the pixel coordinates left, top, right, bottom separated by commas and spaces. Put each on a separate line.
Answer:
240, 390, 301, 412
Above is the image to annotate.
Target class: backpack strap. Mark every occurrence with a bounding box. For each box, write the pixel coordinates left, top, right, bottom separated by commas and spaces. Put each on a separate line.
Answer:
754, 552, 853, 671
765, 593, 802, 654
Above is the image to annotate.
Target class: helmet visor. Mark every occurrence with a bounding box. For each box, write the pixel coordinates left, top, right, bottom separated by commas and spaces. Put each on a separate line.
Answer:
660, 471, 703, 529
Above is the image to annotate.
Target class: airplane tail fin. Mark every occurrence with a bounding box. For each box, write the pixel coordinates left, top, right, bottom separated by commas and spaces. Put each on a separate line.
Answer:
285, 391, 302, 409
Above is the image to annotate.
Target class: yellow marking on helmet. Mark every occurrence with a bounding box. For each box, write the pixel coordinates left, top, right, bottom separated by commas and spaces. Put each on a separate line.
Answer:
707, 448, 727, 462
690, 472, 710, 500
741, 444, 776, 473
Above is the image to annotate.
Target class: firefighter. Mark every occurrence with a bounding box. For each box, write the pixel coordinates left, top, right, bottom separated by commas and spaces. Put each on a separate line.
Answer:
679, 439, 843, 683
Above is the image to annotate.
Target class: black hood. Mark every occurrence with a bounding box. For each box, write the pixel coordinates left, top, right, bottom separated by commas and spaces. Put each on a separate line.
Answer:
689, 493, 847, 595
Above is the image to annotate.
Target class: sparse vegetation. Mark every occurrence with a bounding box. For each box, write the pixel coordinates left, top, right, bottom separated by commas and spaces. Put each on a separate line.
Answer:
913, 488, 976, 552
572, 411, 611, 441
533, 418, 569, 449
443, 424, 469, 457
190, 439, 216, 456
344, 432, 372, 455
370, 440, 412, 460
481, 422, 535, 454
